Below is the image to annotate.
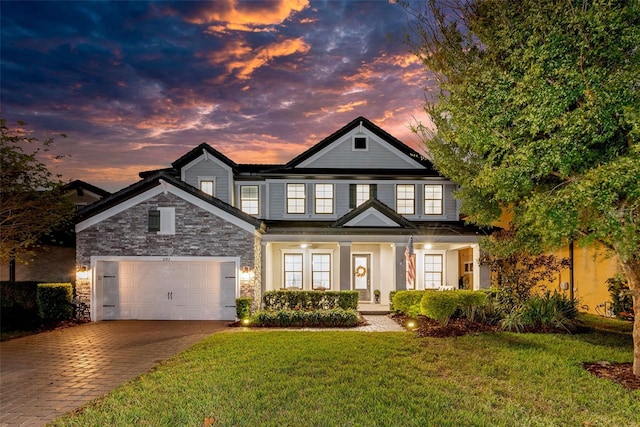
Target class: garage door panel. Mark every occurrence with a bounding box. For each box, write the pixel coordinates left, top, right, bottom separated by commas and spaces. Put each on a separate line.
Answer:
101, 260, 237, 321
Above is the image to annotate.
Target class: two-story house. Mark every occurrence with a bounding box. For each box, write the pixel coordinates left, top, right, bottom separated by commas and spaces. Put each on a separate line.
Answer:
75, 117, 491, 321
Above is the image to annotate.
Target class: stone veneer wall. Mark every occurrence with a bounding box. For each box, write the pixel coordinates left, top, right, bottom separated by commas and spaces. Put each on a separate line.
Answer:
76, 192, 261, 308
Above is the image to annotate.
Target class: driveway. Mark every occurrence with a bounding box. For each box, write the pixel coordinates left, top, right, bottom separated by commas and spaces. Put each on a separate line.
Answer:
0, 321, 228, 427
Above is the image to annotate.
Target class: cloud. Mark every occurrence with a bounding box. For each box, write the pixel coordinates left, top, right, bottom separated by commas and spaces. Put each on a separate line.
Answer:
182, 0, 310, 32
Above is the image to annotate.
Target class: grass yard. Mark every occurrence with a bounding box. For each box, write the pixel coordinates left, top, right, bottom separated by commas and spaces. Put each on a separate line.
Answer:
52, 329, 638, 427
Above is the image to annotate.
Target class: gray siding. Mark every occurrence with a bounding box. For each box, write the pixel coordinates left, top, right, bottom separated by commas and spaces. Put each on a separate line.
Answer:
301, 133, 424, 169
183, 158, 232, 204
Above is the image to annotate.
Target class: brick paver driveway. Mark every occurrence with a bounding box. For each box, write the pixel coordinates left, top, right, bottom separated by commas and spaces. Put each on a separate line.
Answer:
0, 321, 227, 427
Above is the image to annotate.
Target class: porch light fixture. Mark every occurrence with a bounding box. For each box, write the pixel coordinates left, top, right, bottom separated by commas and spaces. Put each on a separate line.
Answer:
424, 243, 433, 250
300, 243, 309, 249
76, 266, 89, 280
240, 266, 254, 281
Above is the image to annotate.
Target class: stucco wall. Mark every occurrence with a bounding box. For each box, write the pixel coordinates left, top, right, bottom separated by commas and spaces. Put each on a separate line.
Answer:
76, 192, 261, 307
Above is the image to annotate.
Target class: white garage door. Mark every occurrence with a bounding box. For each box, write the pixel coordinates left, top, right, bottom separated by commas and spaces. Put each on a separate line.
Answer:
101, 260, 237, 320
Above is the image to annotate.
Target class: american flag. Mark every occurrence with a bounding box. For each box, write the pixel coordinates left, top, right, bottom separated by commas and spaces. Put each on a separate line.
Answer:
405, 236, 416, 289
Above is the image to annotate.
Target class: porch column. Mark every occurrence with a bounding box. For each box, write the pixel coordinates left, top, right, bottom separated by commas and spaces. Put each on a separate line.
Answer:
395, 244, 406, 291
262, 242, 270, 297
472, 244, 489, 289
339, 242, 351, 290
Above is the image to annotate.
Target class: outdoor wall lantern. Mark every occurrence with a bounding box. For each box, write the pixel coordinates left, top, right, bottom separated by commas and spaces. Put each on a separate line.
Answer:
76, 266, 90, 280
240, 266, 254, 282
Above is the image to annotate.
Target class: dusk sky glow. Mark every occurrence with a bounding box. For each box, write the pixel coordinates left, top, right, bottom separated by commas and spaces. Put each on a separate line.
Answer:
1, 0, 433, 192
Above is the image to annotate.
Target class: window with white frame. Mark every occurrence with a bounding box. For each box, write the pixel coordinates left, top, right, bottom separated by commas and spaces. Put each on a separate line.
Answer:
356, 184, 370, 207
353, 136, 367, 150
312, 254, 331, 290
240, 185, 259, 215
284, 254, 303, 289
396, 184, 415, 215
424, 254, 443, 289
287, 183, 306, 214
424, 184, 443, 215
200, 180, 214, 196
315, 183, 334, 214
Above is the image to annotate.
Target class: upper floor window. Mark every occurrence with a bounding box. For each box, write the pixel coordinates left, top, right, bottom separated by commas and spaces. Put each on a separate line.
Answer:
284, 254, 303, 289
424, 254, 443, 289
312, 254, 331, 290
424, 184, 443, 215
240, 185, 259, 215
287, 183, 306, 214
396, 184, 415, 215
148, 207, 175, 235
353, 136, 368, 150
315, 184, 334, 214
199, 180, 214, 196
349, 184, 377, 208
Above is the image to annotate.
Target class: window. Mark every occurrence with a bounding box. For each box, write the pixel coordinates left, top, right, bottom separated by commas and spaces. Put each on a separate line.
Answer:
148, 207, 175, 235
148, 210, 160, 232
315, 184, 334, 214
424, 254, 443, 289
396, 184, 415, 215
287, 183, 306, 214
424, 184, 443, 215
353, 136, 367, 150
284, 254, 303, 289
200, 180, 214, 196
349, 184, 377, 208
240, 185, 259, 215
312, 254, 331, 290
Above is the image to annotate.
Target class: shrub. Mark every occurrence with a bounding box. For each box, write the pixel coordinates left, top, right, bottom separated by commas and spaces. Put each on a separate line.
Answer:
262, 290, 358, 311
235, 298, 252, 319
36, 283, 73, 321
392, 290, 426, 317
500, 291, 579, 333
0, 281, 39, 326
389, 291, 397, 311
474, 289, 506, 325
606, 274, 633, 319
456, 290, 487, 321
420, 291, 459, 325
251, 309, 360, 327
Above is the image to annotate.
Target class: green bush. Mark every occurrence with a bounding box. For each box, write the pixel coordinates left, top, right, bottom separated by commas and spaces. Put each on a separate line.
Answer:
37, 283, 73, 321
389, 291, 397, 311
262, 290, 358, 311
393, 290, 427, 317
606, 274, 633, 319
456, 290, 487, 321
0, 281, 39, 326
235, 298, 252, 319
420, 291, 459, 325
251, 309, 360, 327
501, 291, 579, 333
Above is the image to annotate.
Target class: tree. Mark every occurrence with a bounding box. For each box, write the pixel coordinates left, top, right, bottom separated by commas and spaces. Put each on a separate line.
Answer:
403, 0, 640, 374
0, 118, 74, 274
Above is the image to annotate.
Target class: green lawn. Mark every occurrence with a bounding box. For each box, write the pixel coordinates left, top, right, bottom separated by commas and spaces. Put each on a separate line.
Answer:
52, 329, 638, 427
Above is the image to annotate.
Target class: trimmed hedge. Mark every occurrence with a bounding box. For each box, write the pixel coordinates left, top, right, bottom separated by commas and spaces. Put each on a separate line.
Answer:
37, 283, 73, 321
251, 308, 360, 327
235, 298, 252, 319
420, 290, 487, 325
262, 290, 358, 311
392, 290, 427, 317
0, 281, 39, 325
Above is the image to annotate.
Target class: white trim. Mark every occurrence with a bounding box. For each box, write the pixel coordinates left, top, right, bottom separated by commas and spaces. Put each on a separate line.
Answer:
198, 176, 216, 196
352, 135, 369, 152
76, 181, 259, 234
344, 208, 401, 227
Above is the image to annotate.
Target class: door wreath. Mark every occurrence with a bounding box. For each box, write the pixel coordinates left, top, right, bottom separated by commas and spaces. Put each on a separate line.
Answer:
354, 265, 367, 278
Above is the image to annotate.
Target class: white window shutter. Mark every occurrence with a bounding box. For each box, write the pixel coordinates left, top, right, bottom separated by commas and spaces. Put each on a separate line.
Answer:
158, 207, 175, 235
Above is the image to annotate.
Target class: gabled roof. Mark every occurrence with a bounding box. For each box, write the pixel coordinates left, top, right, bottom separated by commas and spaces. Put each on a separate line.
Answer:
172, 143, 239, 172
63, 180, 111, 198
76, 171, 264, 230
285, 116, 436, 172
332, 198, 417, 228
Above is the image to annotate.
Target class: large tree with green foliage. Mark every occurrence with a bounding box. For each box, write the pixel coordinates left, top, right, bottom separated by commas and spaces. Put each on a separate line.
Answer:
0, 118, 73, 272
403, 0, 640, 374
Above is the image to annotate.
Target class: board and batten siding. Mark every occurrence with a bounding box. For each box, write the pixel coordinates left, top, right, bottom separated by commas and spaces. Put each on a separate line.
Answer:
182, 158, 232, 204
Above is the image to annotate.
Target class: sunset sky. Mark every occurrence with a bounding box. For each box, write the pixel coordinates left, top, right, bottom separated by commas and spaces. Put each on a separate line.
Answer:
1, 0, 433, 192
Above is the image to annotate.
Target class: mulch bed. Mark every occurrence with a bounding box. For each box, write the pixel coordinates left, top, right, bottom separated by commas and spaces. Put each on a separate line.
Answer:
392, 314, 639, 391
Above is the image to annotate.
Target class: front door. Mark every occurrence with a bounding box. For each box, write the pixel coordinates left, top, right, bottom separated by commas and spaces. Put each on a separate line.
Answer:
352, 254, 371, 301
